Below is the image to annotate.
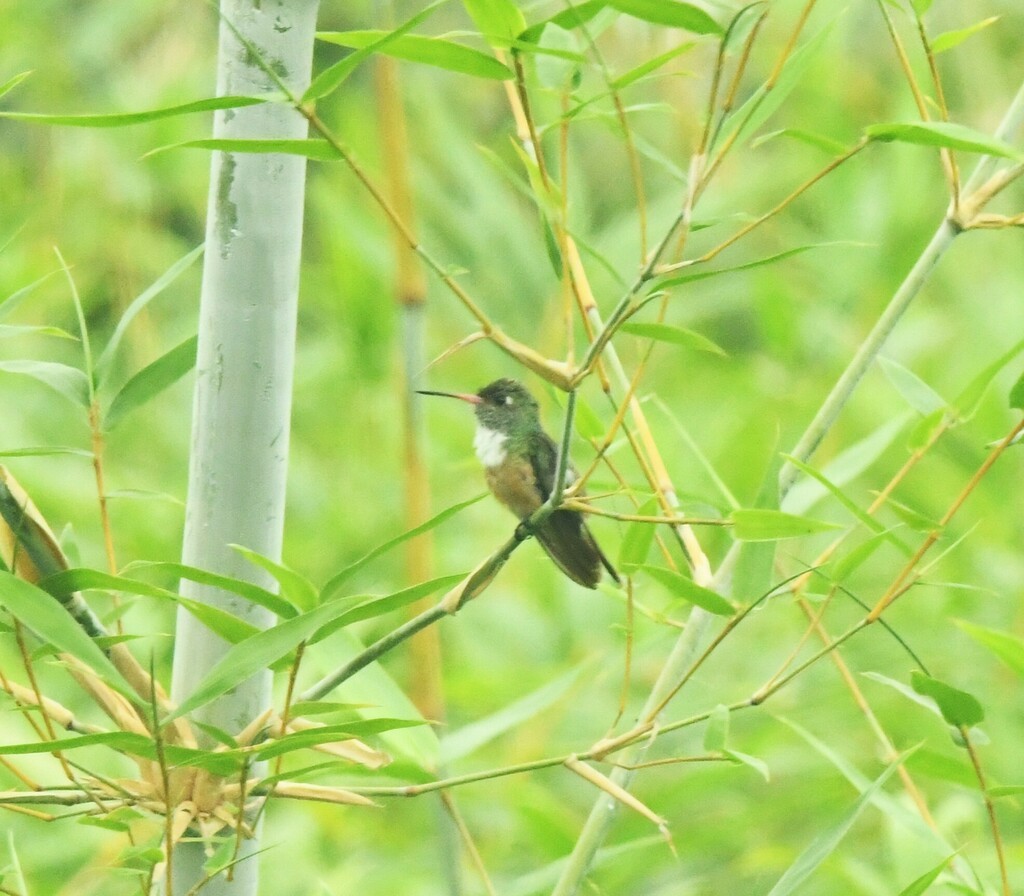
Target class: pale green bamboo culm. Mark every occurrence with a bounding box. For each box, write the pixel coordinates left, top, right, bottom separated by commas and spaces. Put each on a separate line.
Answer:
166, 2, 320, 894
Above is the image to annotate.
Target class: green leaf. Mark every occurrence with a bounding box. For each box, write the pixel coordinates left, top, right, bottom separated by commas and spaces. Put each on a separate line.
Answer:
610, 41, 696, 89
0, 571, 134, 702
988, 784, 1024, 798
652, 242, 851, 290
308, 575, 465, 644
932, 17, 999, 54
752, 128, 849, 155
783, 414, 909, 516
721, 20, 835, 147
145, 138, 342, 161
321, 493, 486, 597
731, 509, 842, 541
0, 269, 63, 322
573, 396, 605, 441
163, 599, 365, 723
639, 565, 734, 615
955, 620, 1024, 677
312, 629, 438, 770
1009, 369, 1024, 410
608, 0, 721, 34
307, 2, 445, 101
765, 755, 908, 896
953, 338, 1024, 420
620, 322, 726, 356
103, 335, 196, 431
910, 671, 984, 727
877, 357, 947, 415
831, 530, 898, 581
121, 560, 295, 619
0, 70, 32, 100
703, 704, 729, 752
911, 0, 933, 13
0, 95, 269, 128
617, 497, 658, 572
896, 856, 955, 896
865, 121, 1024, 160
317, 32, 511, 80
780, 455, 887, 538
95, 245, 203, 383
725, 749, 770, 781
461, 0, 527, 48
0, 324, 75, 341
37, 567, 262, 645
255, 719, 427, 760
0, 446, 92, 458
0, 360, 90, 407
440, 669, 580, 763
232, 545, 318, 614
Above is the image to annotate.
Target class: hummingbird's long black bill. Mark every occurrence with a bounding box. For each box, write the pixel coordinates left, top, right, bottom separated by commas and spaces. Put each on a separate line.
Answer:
416, 389, 481, 405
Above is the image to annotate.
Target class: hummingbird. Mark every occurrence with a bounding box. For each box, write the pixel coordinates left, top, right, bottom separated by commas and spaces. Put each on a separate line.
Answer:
418, 378, 619, 589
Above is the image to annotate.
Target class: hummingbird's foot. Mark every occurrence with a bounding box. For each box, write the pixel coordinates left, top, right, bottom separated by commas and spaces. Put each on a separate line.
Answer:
514, 520, 534, 542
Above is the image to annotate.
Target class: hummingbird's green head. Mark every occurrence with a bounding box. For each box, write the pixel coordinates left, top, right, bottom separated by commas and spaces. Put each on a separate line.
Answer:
472, 378, 540, 436
417, 378, 541, 437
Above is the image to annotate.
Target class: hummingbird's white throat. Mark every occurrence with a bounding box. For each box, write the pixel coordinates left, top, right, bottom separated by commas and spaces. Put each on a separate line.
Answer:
473, 425, 508, 468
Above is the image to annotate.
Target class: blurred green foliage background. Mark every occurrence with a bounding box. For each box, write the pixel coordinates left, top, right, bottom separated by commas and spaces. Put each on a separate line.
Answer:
2, 0, 1024, 893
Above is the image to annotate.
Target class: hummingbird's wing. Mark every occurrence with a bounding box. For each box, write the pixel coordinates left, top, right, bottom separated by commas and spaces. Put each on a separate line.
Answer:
527, 430, 620, 589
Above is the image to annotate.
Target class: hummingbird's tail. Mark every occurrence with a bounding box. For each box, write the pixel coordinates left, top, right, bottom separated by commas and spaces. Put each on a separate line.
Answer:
536, 509, 620, 589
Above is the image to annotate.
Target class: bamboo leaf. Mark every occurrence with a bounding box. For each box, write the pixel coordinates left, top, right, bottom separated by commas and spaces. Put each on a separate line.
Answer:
95, 245, 203, 382
639, 565, 734, 615
0, 95, 269, 128
0, 446, 92, 458
37, 568, 262, 644
308, 575, 466, 644
321, 494, 486, 597
765, 755, 909, 896
780, 455, 889, 538
910, 671, 984, 727
878, 357, 947, 415
952, 338, 1024, 420
163, 600, 366, 723
653, 242, 851, 290
121, 560, 295, 619
751, 127, 849, 155
0, 269, 63, 322
608, 0, 722, 34
611, 41, 696, 89
316, 32, 511, 80
725, 749, 770, 781
865, 121, 1024, 160
722, 20, 835, 147
307, 2, 445, 101
0, 324, 76, 341
1009, 369, 1024, 410
782, 415, 909, 516
617, 497, 658, 572
255, 719, 426, 760
461, 0, 527, 48
145, 138, 342, 161
703, 704, 729, 752
955, 620, 1024, 678
0, 571, 134, 701
232, 545, 318, 613
103, 335, 197, 431
896, 856, 955, 896
932, 17, 999, 54
440, 669, 580, 763
620, 322, 726, 356
731, 509, 842, 541
0, 71, 32, 100
0, 360, 90, 407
